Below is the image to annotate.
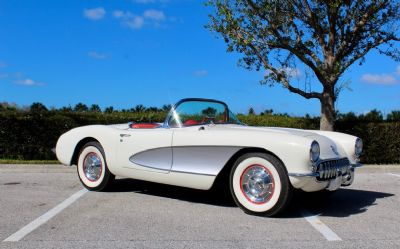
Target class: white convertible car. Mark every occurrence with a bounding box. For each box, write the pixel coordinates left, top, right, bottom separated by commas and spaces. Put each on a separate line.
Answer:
56, 98, 363, 216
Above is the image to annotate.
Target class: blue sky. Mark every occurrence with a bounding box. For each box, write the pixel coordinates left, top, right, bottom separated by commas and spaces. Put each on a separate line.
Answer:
0, 0, 399, 116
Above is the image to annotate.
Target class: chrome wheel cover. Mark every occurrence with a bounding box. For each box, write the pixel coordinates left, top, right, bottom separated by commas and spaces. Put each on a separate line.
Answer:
240, 165, 275, 204
83, 152, 102, 182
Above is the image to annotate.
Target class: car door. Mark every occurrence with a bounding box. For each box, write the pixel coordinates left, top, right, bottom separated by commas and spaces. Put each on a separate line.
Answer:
117, 127, 173, 173
171, 125, 241, 176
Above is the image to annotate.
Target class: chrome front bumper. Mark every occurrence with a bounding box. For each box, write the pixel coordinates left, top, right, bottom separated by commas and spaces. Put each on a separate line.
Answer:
288, 159, 362, 188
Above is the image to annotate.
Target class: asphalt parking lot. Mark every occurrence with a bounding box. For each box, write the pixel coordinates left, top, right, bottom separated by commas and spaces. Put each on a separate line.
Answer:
0, 165, 399, 249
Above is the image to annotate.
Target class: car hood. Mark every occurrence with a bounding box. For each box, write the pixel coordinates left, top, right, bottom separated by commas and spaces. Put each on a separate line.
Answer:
213, 125, 344, 160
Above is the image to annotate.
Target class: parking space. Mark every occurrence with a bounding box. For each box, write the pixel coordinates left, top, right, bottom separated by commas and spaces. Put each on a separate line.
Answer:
0, 165, 399, 248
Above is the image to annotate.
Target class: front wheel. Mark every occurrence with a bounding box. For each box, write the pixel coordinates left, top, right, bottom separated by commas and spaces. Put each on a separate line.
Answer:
230, 153, 292, 216
77, 141, 114, 191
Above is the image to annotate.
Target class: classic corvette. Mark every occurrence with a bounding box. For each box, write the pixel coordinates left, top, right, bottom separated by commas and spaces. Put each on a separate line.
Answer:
56, 98, 363, 216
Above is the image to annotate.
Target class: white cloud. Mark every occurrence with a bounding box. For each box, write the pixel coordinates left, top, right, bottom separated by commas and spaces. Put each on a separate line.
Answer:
126, 16, 145, 29
264, 67, 301, 78
133, 0, 156, 3
88, 51, 108, 60
84, 7, 106, 21
133, 0, 169, 4
193, 70, 208, 77
361, 74, 398, 85
280, 67, 301, 78
14, 78, 44, 86
113, 9, 165, 29
113, 10, 144, 29
113, 10, 125, 18
143, 9, 165, 21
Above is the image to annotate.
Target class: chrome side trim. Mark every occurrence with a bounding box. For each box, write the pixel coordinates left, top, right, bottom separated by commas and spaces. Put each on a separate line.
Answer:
170, 169, 216, 177
125, 163, 217, 177
129, 147, 172, 171
288, 172, 319, 177
172, 146, 243, 176
129, 145, 243, 176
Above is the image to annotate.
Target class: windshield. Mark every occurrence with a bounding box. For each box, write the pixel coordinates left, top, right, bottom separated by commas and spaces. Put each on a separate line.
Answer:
167, 99, 241, 127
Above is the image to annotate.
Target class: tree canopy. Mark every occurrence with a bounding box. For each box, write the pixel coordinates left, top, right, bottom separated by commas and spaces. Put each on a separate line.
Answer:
207, 0, 400, 130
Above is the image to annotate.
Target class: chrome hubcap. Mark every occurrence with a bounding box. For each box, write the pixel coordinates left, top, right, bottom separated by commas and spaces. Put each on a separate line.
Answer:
83, 152, 102, 182
240, 165, 274, 204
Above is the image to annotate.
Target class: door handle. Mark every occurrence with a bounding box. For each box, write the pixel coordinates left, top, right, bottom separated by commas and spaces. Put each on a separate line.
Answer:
120, 134, 131, 137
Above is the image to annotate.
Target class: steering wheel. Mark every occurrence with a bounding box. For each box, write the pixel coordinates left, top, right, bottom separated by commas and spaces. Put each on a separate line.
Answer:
201, 116, 215, 124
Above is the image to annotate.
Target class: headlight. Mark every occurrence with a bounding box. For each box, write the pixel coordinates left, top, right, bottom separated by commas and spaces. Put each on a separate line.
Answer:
355, 138, 363, 157
310, 141, 320, 163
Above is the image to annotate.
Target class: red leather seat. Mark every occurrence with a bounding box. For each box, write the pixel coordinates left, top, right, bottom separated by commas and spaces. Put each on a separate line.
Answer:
184, 119, 198, 126
130, 123, 159, 129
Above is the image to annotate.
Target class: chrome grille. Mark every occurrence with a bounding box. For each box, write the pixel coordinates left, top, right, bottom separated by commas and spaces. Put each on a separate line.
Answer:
315, 158, 350, 181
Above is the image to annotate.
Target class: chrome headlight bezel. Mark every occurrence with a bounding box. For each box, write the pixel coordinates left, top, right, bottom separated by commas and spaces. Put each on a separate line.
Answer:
310, 141, 320, 163
355, 138, 363, 158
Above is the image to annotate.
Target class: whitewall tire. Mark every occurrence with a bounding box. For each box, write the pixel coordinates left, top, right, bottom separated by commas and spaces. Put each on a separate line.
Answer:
230, 153, 292, 216
77, 142, 114, 191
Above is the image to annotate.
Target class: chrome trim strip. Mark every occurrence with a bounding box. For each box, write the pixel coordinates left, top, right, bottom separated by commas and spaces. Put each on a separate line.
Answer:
125, 163, 217, 177
170, 169, 216, 177
288, 172, 319, 177
312, 157, 349, 167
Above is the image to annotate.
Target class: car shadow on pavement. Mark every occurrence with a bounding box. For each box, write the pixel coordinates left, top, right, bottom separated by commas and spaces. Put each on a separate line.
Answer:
108, 178, 394, 217
108, 178, 236, 207
280, 189, 394, 218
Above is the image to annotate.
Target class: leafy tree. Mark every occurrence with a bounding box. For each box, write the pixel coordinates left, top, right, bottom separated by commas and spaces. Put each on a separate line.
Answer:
104, 106, 114, 113
202, 107, 218, 116
59, 106, 73, 112
260, 108, 273, 115
90, 104, 101, 113
387, 110, 400, 122
207, 0, 400, 130
74, 103, 88, 112
337, 111, 358, 122
361, 109, 383, 122
248, 107, 255, 115
162, 104, 172, 112
134, 104, 146, 113
30, 102, 48, 113
146, 106, 160, 112
0, 102, 18, 112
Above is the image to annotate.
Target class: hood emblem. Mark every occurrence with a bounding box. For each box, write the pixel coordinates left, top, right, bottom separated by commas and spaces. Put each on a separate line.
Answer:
330, 145, 339, 156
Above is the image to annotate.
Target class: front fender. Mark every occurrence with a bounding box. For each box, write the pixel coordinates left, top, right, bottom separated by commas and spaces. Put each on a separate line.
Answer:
55, 125, 119, 168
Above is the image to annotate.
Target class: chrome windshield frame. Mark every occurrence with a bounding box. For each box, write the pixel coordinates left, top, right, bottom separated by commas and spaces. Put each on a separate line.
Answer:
162, 98, 238, 128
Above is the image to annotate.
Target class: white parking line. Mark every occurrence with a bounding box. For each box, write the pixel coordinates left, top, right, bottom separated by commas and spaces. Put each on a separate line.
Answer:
388, 173, 400, 178
301, 209, 342, 241
3, 189, 88, 242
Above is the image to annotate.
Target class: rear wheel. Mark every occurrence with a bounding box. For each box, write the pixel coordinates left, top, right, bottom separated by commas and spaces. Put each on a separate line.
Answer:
230, 153, 292, 216
77, 141, 114, 191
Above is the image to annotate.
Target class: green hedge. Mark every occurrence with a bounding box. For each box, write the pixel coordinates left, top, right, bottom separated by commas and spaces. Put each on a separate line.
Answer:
0, 111, 166, 160
0, 110, 399, 164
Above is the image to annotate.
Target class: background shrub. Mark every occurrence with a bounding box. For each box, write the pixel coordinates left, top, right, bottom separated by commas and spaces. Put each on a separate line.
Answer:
0, 103, 399, 164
